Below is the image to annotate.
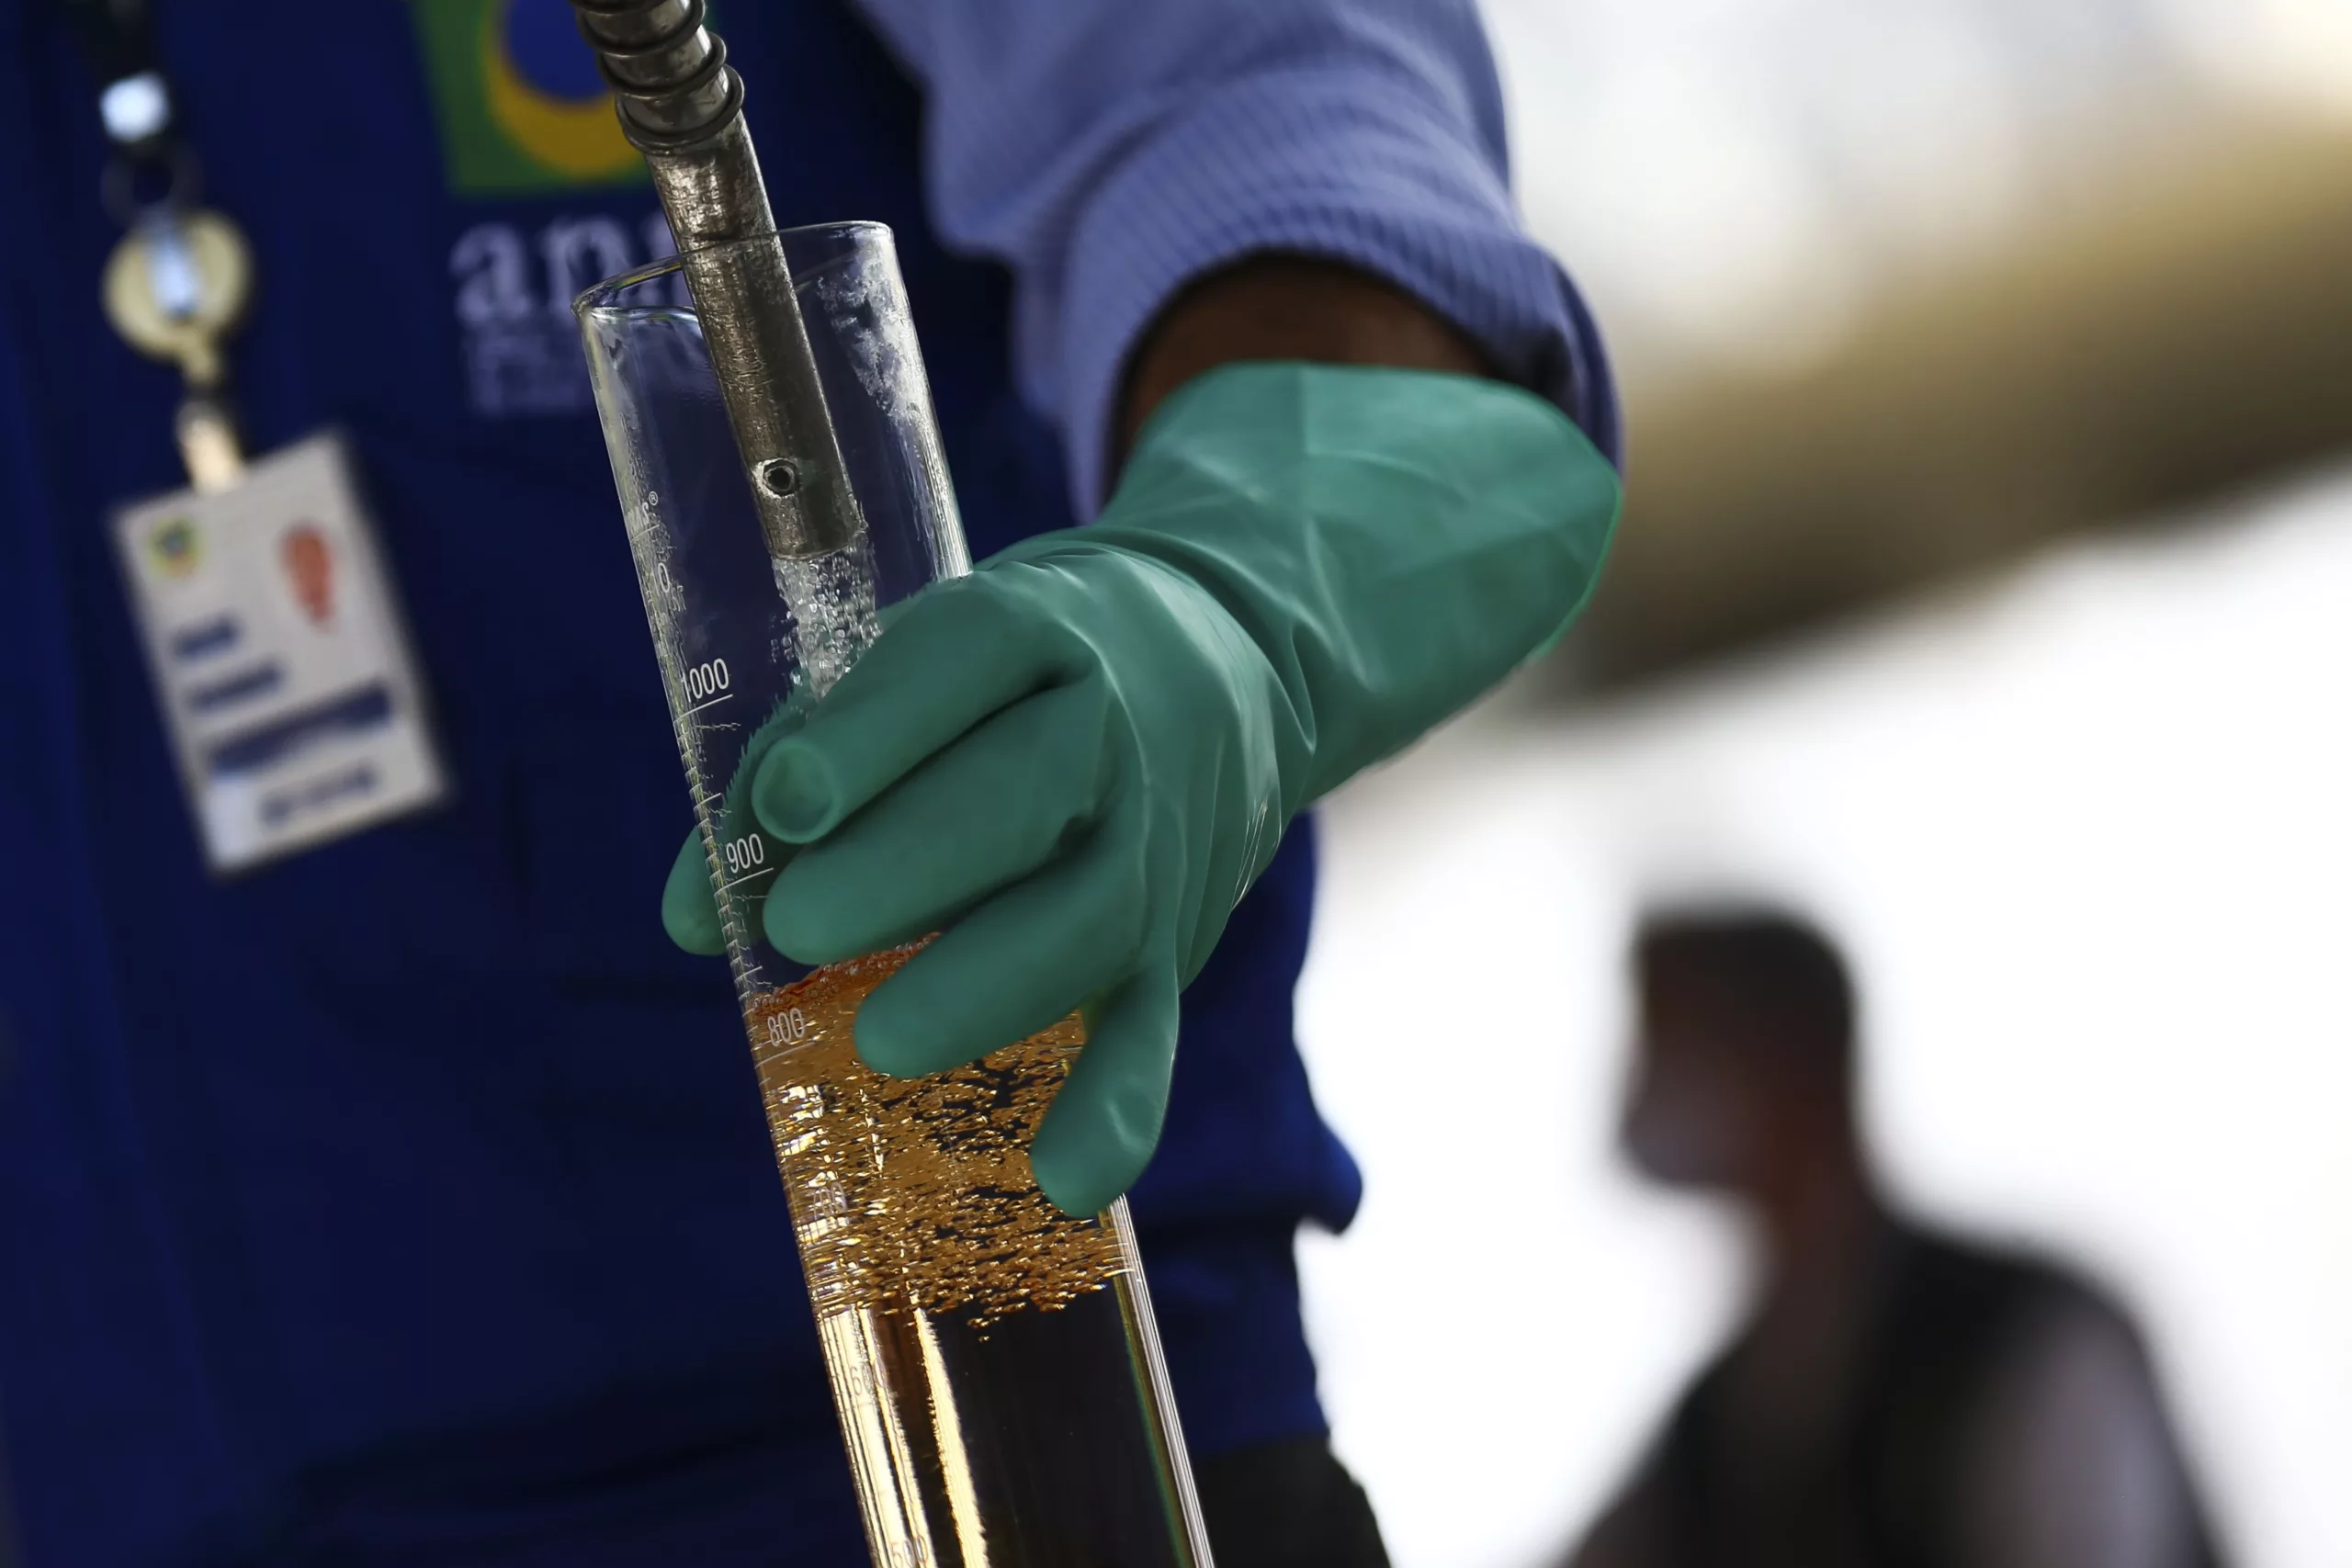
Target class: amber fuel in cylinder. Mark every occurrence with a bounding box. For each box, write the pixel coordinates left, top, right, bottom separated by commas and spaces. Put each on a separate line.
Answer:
578, 224, 1214, 1567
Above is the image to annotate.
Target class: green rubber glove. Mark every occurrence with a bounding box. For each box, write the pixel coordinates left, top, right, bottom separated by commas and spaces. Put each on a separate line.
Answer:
664, 362, 1620, 1213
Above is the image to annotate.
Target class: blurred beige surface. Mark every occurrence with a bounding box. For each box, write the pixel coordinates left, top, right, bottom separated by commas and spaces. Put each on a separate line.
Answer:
1566, 118, 2352, 688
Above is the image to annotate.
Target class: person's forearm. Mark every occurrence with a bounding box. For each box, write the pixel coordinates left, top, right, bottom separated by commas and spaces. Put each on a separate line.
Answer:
1116, 255, 1494, 461
856, 0, 1612, 508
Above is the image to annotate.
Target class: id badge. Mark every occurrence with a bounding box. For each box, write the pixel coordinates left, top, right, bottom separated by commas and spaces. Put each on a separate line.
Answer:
113, 432, 449, 874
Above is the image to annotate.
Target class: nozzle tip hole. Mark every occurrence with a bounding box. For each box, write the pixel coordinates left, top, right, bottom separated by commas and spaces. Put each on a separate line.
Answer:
756, 458, 800, 500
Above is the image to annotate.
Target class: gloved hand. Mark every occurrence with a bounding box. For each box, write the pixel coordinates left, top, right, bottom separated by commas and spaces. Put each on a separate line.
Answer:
664, 362, 1619, 1214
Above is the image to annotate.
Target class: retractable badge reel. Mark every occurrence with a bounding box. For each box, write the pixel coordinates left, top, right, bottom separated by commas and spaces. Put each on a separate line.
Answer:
76, 8, 447, 874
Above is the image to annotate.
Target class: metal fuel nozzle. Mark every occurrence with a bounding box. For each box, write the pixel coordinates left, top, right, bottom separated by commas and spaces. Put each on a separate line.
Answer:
569, 0, 862, 560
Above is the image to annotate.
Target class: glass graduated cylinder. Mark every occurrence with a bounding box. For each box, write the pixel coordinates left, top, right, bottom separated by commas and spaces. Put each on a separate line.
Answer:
576, 223, 1211, 1568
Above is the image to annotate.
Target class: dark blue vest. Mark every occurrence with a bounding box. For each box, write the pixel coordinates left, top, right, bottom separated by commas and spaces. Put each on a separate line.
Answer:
0, 4, 1359, 1561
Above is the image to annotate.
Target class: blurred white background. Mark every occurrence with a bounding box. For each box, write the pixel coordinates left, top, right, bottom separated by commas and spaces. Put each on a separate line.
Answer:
1299, 468, 2352, 1568
1294, 4, 2352, 1563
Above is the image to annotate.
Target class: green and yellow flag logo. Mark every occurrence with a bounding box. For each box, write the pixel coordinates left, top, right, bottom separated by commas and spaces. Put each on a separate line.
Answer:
411, 0, 646, 195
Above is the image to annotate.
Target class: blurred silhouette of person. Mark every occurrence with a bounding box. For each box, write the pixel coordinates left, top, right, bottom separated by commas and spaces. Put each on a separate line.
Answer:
1567, 907, 2225, 1568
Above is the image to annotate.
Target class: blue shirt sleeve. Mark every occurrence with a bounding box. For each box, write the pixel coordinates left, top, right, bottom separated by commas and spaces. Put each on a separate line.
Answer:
847, 0, 1622, 517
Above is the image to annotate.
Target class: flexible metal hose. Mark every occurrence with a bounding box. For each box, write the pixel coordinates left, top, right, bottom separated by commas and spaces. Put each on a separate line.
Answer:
573, 0, 737, 152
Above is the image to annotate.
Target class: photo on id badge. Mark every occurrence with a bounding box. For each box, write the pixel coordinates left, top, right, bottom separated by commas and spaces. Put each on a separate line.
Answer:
113, 434, 447, 875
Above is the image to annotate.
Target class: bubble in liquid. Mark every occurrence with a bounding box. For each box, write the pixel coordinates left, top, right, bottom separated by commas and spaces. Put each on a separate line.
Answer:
749, 949, 1127, 1330
775, 538, 881, 702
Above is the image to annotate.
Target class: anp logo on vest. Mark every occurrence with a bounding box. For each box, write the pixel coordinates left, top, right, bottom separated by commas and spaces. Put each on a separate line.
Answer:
412, 0, 646, 195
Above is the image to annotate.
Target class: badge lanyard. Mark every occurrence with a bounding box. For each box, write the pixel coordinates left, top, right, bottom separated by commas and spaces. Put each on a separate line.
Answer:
64, 0, 451, 874
64, 0, 252, 492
